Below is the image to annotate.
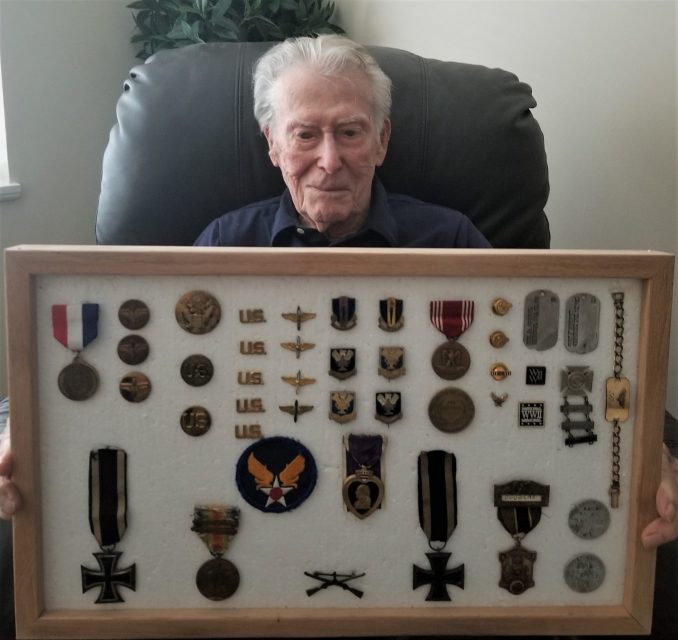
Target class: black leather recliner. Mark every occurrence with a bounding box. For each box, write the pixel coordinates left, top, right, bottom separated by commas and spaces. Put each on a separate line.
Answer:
95, 42, 550, 248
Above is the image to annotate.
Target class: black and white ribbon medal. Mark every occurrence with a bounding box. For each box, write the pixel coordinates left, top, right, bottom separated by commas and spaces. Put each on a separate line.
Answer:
81, 448, 136, 603
412, 450, 464, 601
494, 479, 549, 595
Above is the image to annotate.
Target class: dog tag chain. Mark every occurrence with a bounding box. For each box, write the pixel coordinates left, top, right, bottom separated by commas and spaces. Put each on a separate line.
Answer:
606, 292, 631, 508
413, 450, 465, 601
81, 448, 137, 603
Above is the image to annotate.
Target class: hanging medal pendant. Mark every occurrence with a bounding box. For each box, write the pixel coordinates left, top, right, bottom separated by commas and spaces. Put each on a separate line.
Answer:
494, 480, 549, 596
192, 505, 241, 600
52, 303, 100, 400
58, 354, 99, 401
342, 435, 385, 519
342, 465, 385, 520
81, 448, 137, 603
498, 540, 537, 595
429, 300, 474, 379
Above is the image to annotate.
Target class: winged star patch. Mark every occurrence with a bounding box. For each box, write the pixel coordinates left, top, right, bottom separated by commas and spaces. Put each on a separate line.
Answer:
235, 437, 317, 513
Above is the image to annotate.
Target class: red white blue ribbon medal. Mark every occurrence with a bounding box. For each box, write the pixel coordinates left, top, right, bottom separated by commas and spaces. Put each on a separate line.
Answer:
52, 303, 100, 400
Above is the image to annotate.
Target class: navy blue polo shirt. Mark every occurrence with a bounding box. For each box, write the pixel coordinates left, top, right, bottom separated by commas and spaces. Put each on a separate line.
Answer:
194, 179, 491, 248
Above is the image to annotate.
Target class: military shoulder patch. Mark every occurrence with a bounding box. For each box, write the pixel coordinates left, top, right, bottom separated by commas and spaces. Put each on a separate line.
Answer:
235, 437, 317, 513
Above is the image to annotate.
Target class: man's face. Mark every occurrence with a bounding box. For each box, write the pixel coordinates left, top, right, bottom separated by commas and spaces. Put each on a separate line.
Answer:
264, 67, 391, 239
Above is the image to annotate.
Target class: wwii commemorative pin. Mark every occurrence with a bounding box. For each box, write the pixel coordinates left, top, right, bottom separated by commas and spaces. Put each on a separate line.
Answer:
430, 300, 474, 380
342, 434, 386, 519
428, 387, 475, 433
523, 290, 559, 351
565, 293, 600, 354
192, 505, 240, 600
236, 437, 317, 513
52, 303, 100, 401
81, 448, 136, 603
494, 480, 549, 595
175, 290, 221, 334
331, 296, 357, 330
329, 391, 356, 424
378, 346, 405, 380
375, 392, 402, 424
413, 450, 465, 601
329, 348, 356, 380
118, 299, 150, 330
378, 297, 404, 331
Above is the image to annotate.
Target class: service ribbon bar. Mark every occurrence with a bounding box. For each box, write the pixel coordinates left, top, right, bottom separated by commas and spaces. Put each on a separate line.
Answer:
430, 300, 474, 340
52, 303, 99, 351
192, 505, 240, 557
88, 448, 127, 548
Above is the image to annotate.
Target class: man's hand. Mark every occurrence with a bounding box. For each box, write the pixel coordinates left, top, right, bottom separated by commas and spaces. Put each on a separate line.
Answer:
642, 444, 678, 549
0, 421, 21, 519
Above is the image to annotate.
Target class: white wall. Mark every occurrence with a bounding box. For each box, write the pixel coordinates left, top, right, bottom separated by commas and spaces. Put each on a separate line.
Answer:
0, 1, 676, 409
0, 0, 137, 394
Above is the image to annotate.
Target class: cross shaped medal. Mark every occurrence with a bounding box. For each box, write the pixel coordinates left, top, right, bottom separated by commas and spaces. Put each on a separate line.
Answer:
412, 551, 465, 601
81, 551, 136, 603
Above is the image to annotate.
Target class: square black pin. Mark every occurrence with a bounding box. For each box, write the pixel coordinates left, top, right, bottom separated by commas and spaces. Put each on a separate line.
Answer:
526, 366, 546, 385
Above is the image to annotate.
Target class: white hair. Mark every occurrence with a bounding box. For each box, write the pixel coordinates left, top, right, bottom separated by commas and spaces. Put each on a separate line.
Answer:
253, 35, 392, 133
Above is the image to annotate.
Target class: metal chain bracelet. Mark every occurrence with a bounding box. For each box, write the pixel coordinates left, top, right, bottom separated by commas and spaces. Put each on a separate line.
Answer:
606, 292, 630, 508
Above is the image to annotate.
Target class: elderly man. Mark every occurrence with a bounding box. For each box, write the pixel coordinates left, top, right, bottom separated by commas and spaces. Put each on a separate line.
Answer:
195, 35, 490, 248
1, 34, 678, 639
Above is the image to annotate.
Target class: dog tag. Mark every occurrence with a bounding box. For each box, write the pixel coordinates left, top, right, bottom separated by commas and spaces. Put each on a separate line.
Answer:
523, 290, 559, 351
565, 294, 600, 353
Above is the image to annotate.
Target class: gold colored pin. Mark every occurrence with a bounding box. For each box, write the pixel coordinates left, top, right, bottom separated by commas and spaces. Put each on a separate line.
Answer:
490, 363, 511, 381
281, 306, 316, 330
281, 336, 315, 359
281, 370, 316, 394
489, 331, 509, 348
279, 400, 314, 422
491, 298, 512, 316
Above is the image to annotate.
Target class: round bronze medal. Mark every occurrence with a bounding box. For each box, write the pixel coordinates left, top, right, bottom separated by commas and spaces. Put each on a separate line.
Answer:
181, 406, 211, 436
118, 299, 150, 330
489, 331, 509, 348
117, 335, 150, 365
180, 355, 214, 387
428, 387, 475, 433
491, 298, 512, 316
58, 359, 99, 401
431, 341, 470, 380
490, 363, 511, 381
196, 557, 240, 601
119, 372, 151, 402
175, 291, 221, 335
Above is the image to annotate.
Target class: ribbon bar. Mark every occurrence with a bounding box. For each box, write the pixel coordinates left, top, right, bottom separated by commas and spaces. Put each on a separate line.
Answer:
52, 303, 99, 351
430, 300, 474, 340
88, 448, 127, 548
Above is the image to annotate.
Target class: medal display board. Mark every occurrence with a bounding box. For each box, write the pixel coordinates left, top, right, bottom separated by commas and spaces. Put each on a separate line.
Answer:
6, 247, 673, 638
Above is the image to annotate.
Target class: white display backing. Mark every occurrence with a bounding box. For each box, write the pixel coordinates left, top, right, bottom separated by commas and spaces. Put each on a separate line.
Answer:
36, 274, 641, 611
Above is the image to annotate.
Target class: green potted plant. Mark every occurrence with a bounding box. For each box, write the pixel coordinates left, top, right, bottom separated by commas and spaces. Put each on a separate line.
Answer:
128, 0, 344, 59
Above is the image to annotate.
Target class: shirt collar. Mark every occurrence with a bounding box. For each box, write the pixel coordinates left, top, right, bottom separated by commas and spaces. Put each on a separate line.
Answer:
270, 178, 398, 247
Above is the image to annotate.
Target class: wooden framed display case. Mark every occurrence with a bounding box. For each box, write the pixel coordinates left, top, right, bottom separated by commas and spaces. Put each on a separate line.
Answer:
5, 246, 674, 638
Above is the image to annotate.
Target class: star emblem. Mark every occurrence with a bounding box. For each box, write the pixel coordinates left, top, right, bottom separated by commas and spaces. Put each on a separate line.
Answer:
259, 476, 293, 507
